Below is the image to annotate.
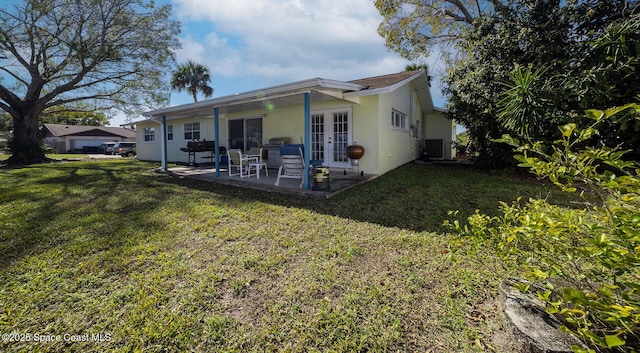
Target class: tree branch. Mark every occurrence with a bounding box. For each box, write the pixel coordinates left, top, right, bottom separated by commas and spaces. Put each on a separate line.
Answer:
45, 93, 124, 109
445, 0, 477, 24
44, 83, 130, 109
1, 0, 178, 120
0, 64, 30, 87
0, 101, 10, 113
442, 9, 471, 23
0, 83, 23, 110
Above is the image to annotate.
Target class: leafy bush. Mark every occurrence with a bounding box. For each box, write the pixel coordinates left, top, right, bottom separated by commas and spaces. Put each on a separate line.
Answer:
447, 104, 640, 352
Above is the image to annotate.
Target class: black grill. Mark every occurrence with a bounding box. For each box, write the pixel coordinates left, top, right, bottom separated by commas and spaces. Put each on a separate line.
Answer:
180, 141, 225, 166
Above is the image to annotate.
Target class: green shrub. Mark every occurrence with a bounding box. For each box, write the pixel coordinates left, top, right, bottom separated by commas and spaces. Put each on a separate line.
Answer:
447, 104, 640, 352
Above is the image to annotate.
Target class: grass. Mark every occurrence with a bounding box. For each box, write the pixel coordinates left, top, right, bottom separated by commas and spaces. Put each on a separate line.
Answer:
0, 159, 576, 352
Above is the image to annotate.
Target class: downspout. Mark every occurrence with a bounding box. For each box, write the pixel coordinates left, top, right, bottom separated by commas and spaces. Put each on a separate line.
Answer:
214, 107, 220, 177
146, 116, 165, 171
162, 115, 167, 171
303, 91, 311, 189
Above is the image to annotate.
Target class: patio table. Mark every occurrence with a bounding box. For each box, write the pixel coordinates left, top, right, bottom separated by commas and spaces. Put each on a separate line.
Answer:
248, 162, 269, 179
241, 155, 259, 177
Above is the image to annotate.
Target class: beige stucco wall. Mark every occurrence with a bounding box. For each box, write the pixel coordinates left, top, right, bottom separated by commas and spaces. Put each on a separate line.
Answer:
225, 104, 303, 145
350, 95, 379, 176
424, 111, 456, 160
137, 100, 383, 173
376, 83, 424, 174
137, 117, 220, 163
224, 100, 380, 174
136, 81, 452, 175
135, 121, 162, 161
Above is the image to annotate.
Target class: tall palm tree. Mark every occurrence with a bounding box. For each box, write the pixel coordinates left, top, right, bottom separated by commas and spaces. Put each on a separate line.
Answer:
171, 60, 214, 102
405, 63, 429, 73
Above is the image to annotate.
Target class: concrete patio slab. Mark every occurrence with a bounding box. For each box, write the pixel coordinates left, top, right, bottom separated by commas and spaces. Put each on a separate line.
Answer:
163, 165, 377, 198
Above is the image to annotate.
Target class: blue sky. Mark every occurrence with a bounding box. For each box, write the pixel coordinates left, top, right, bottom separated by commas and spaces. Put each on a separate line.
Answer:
119, 0, 448, 125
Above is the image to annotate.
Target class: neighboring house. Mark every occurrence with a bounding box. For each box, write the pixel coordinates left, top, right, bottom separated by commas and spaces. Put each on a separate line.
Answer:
135, 71, 455, 187
43, 123, 136, 153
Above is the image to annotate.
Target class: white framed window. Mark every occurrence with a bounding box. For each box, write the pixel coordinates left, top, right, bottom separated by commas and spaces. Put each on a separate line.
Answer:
391, 109, 408, 131
144, 127, 155, 142
184, 122, 200, 140
167, 125, 173, 141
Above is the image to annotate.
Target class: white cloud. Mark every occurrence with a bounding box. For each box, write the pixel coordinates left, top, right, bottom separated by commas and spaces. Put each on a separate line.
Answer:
175, 35, 206, 63
105, 0, 447, 125
172, 0, 411, 83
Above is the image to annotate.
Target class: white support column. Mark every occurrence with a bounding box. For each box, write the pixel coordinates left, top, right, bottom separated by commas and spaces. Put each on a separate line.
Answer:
303, 91, 311, 189
214, 107, 220, 177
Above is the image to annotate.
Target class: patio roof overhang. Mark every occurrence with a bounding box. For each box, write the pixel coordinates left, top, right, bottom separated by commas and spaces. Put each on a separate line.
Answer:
142, 78, 367, 120
141, 78, 367, 190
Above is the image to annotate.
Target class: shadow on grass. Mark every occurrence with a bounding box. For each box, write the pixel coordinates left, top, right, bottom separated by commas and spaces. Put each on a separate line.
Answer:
0, 161, 176, 270
156, 162, 577, 234
0, 160, 580, 270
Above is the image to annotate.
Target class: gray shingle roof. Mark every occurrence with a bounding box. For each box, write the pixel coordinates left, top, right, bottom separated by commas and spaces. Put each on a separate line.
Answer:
348, 71, 425, 90
43, 123, 136, 138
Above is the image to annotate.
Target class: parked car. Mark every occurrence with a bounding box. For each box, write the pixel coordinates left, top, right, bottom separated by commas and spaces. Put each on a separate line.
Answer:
82, 145, 102, 153
99, 142, 117, 154
114, 142, 136, 157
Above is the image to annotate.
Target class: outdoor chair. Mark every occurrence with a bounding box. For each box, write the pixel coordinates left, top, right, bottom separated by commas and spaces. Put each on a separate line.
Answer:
246, 147, 262, 160
227, 149, 246, 177
228, 149, 260, 177
274, 146, 305, 187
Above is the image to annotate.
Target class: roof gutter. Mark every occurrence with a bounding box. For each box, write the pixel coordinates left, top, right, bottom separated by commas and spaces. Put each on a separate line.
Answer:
142, 78, 366, 118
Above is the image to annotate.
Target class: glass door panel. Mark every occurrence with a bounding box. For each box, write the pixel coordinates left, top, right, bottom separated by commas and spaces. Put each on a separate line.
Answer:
228, 120, 244, 150
246, 118, 263, 149
229, 118, 263, 151
311, 113, 325, 161
310, 109, 351, 167
332, 112, 349, 163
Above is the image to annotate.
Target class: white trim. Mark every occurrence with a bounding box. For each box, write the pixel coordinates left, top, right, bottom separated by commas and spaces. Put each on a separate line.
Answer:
143, 127, 156, 143
310, 106, 353, 168
166, 124, 174, 143
227, 115, 264, 151
142, 78, 366, 118
183, 122, 201, 141
227, 114, 263, 121
316, 89, 360, 103
391, 109, 409, 132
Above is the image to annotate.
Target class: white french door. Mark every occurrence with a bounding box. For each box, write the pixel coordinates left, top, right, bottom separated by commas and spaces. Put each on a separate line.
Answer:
311, 108, 352, 168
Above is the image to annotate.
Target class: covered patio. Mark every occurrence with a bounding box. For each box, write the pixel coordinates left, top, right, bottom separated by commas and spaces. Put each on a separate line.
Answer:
165, 164, 377, 198
142, 77, 369, 191
134, 71, 448, 194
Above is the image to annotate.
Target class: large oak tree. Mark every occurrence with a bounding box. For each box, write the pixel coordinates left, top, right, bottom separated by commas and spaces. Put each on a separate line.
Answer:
375, 0, 509, 60
0, 0, 180, 164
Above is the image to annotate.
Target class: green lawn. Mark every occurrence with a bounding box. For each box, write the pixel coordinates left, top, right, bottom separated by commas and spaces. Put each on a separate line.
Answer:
0, 160, 573, 352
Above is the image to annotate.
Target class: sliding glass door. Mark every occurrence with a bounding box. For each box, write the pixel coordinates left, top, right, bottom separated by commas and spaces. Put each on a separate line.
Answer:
228, 117, 262, 151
